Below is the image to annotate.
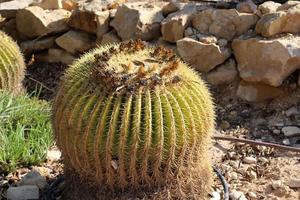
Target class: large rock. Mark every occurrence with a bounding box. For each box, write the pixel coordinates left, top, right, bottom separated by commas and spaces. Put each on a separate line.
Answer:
257, 1, 281, 16
192, 9, 258, 40
162, 1, 181, 16
161, 4, 196, 43
206, 59, 238, 85
55, 30, 96, 54
177, 37, 231, 72
232, 35, 300, 87
7, 185, 39, 200
16, 6, 71, 38
20, 36, 56, 53
19, 171, 47, 189
110, 2, 164, 41
99, 30, 121, 45
237, 81, 284, 102
0, 0, 34, 18
236, 0, 257, 14
255, 4, 300, 37
31, 0, 63, 10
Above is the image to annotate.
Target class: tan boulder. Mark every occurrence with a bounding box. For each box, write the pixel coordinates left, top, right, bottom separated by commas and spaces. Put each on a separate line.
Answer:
255, 4, 300, 37
99, 31, 121, 45
232, 35, 300, 87
20, 36, 56, 53
0, 0, 34, 18
257, 1, 281, 16
110, 2, 164, 41
237, 81, 284, 102
177, 37, 231, 72
206, 59, 238, 85
192, 9, 258, 41
161, 4, 196, 43
55, 30, 96, 54
162, 1, 181, 16
31, 0, 63, 10
16, 6, 71, 38
236, 0, 257, 14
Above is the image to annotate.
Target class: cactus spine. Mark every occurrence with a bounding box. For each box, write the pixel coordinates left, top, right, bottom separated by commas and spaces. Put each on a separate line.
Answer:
53, 40, 215, 199
0, 31, 25, 93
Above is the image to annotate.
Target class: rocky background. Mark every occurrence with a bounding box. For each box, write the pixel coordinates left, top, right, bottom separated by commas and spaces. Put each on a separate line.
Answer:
0, 0, 299, 102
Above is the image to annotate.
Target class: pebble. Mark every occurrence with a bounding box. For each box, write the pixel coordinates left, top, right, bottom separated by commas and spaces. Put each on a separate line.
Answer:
230, 172, 238, 180
287, 178, 300, 188
272, 129, 281, 134
285, 107, 299, 117
217, 38, 228, 47
230, 190, 248, 200
272, 180, 282, 190
249, 170, 257, 179
281, 126, 300, 137
247, 191, 257, 199
47, 149, 61, 161
243, 156, 257, 164
184, 27, 193, 37
282, 138, 291, 145
210, 191, 221, 200
18, 171, 48, 189
7, 185, 39, 200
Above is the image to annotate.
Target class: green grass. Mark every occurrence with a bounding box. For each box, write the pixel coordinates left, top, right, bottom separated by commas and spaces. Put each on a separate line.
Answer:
0, 91, 53, 173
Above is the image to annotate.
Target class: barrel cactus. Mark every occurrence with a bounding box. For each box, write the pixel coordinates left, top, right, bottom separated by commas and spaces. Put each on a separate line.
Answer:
0, 31, 25, 93
53, 40, 215, 199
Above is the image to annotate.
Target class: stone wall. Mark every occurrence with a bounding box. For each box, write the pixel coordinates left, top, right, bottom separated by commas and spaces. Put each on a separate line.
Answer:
0, 0, 300, 102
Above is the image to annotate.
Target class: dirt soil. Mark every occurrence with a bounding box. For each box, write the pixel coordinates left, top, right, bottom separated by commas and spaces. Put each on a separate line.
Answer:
0, 61, 299, 200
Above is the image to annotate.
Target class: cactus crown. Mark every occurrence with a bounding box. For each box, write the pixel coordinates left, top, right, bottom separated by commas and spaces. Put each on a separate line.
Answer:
54, 40, 215, 199
0, 31, 25, 93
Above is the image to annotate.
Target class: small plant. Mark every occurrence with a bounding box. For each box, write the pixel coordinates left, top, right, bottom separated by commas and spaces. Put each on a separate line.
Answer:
0, 91, 53, 173
0, 31, 25, 93
53, 40, 215, 199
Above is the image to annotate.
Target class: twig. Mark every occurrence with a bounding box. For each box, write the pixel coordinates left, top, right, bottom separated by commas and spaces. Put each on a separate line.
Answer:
213, 135, 300, 153
213, 166, 229, 200
25, 75, 55, 93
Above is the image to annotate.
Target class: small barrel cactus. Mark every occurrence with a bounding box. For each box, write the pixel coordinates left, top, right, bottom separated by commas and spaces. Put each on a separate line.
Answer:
53, 40, 215, 199
0, 31, 25, 93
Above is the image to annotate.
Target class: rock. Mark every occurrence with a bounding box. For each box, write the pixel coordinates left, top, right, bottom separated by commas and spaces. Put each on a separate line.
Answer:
99, 30, 121, 45
111, 2, 164, 41
277, 1, 300, 11
237, 81, 284, 102
161, 4, 196, 43
62, 0, 78, 11
232, 35, 300, 87
162, 0, 181, 16
184, 27, 194, 37
16, 6, 71, 38
249, 170, 257, 179
7, 185, 39, 200
177, 37, 231, 72
257, 1, 281, 16
217, 39, 228, 47
281, 126, 300, 137
256, 4, 300, 37
236, 0, 257, 14
273, 129, 281, 134
247, 192, 257, 199
210, 191, 221, 200
287, 178, 300, 188
47, 48, 75, 64
229, 172, 238, 180
1, 18, 21, 41
96, 11, 110, 38
18, 171, 47, 189
20, 36, 56, 53
47, 149, 61, 161
206, 59, 237, 85
243, 156, 257, 164
31, 0, 63, 9
0, 0, 34, 18
282, 138, 291, 145
197, 34, 218, 44
285, 107, 299, 117
192, 9, 258, 41
230, 190, 248, 200
272, 180, 282, 189
55, 30, 96, 54
82, 0, 114, 13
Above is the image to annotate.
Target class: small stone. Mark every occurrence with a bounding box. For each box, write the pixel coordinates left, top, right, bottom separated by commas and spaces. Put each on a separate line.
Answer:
247, 192, 257, 199
287, 178, 300, 188
32, 0, 63, 10
229, 161, 239, 169
230, 172, 238, 180
7, 185, 39, 200
18, 171, 47, 189
99, 30, 121, 45
236, 0, 257, 13
243, 156, 257, 164
285, 107, 299, 117
184, 27, 193, 37
249, 170, 257, 179
47, 149, 61, 161
220, 120, 230, 130
62, 0, 77, 11
217, 39, 228, 47
273, 129, 281, 134
282, 138, 291, 145
272, 180, 282, 189
258, 1, 281, 16
230, 190, 248, 200
282, 126, 300, 137
162, 0, 180, 16
210, 191, 221, 200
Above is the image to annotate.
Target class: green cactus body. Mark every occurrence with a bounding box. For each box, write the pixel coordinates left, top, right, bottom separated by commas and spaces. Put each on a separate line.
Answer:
53, 40, 215, 199
0, 31, 25, 93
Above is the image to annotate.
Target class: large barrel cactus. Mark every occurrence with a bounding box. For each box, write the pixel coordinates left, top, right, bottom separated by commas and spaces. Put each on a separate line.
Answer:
0, 31, 25, 93
53, 40, 215, 199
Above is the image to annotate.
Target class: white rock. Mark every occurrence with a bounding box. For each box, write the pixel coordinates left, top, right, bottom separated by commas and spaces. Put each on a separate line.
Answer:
161, 4, 196, 43
272, 180, 282, 189
210, 191, 221, 200
55, 30, 95, 54
287, 178, 300, 188
232, 35, 300, 87
243, 156, 257, 164
7, 185, 39, 200
282, 126, 300, 137
19, 171, 47, 189
257, 1, 281, 16
285, 107, 299, 117
192, 8, 258, 41
282, 138, 291, 145
111, 2, 164, 41
0, 0, 34, 18
247, 192, 257, 199
206, 59, 237, 85
16, 6, 71, 38
230, 190, 248, 200
177, 37, 231, 72
47, 149, 61, 161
